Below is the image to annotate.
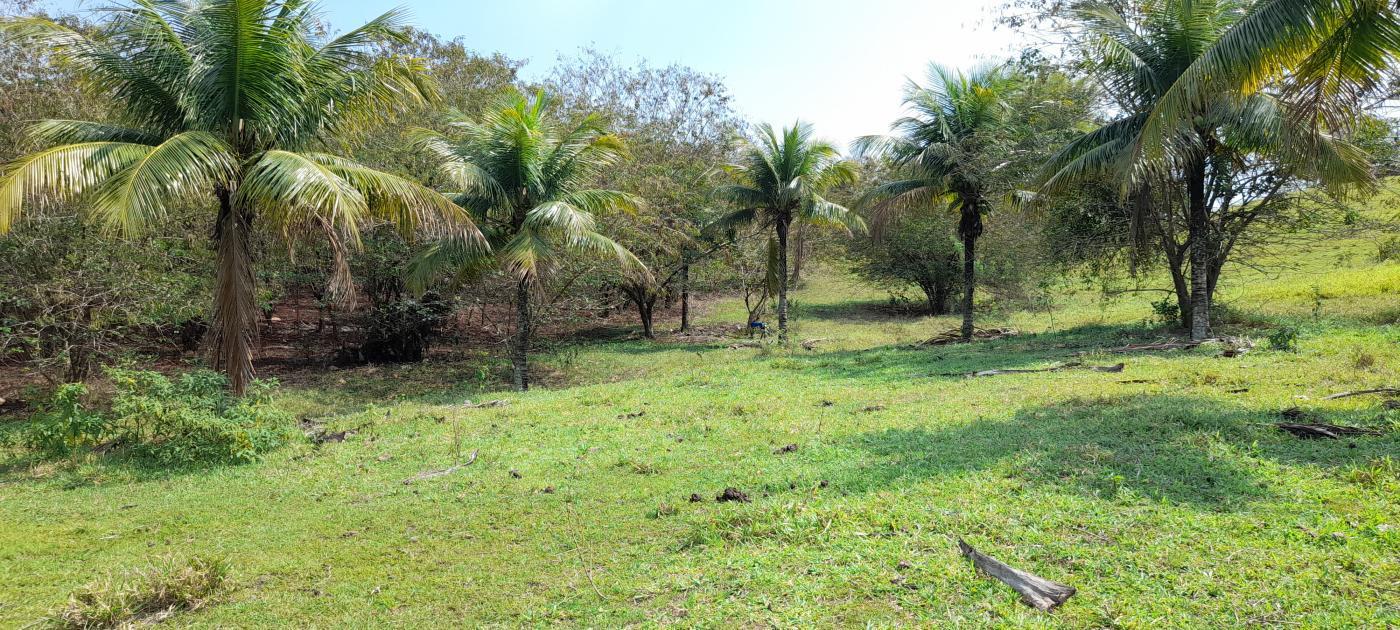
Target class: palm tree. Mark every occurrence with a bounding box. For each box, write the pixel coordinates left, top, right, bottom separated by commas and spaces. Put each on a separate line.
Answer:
1037, 0, 1373, 341
712, 122, 861, 339
0, 1, 479, 393
853, 65, 1016, 342
1139, 0, 1400, 152
407, 90, 643, 391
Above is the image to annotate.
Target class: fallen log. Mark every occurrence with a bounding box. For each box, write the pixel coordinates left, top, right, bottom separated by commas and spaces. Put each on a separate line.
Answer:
1102, 340, 1203, 353
917, 327, 1019, 346
957, 539, 1075, 611
1323, 388, 1400, 400
402, 449, 479, 485
1276, 423, 1382, 439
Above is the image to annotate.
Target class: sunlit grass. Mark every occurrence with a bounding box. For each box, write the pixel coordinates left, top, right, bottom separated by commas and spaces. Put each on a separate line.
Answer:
1, 205, 1397, 626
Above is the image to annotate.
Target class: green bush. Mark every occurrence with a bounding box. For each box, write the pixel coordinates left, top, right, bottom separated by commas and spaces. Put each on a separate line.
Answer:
24, 383, 110, 456
1149, 297, 1180, 327
1378, 236, 1400, 263
106, 368, 295, 465
1266, 326, 1300, 352
21, 369, 294, 465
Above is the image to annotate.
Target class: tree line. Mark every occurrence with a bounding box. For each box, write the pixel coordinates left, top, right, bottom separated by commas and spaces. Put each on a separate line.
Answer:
0, 0, 1396, 394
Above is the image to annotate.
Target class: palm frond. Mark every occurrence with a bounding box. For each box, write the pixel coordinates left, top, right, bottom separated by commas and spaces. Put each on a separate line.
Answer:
238, 150, 370, 245
0, 142, 155, 232
803, 194, 866, 234
26, 120, 163, 146
710, 184, 768, 209
89, 131, 237, 234
303, 153, 488, 246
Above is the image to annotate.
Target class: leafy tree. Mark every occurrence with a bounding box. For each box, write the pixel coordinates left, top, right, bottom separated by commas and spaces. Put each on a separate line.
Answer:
853, 65, 1019, 341
1037, 0, 1373, 340
546, 50, 743, 337
407, 90, 643, 390
712, 122, 861, 339
0, 1, 478, 393
848, 212, 962, 315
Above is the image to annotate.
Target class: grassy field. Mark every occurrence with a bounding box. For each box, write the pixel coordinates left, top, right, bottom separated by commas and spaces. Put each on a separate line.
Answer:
2, 207, 1399, 627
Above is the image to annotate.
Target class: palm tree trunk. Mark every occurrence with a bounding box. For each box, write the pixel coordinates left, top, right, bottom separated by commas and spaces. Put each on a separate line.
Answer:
960, 231, 976, 341
511, 278, 531, 391
679, 262, 691, 332
1165, 249, 1192, 331
775, 214, 791, 340
637, 295, 655, 339
1186, 155, 1211, 341
209, 187, 258, 396
790, 223, 806, 287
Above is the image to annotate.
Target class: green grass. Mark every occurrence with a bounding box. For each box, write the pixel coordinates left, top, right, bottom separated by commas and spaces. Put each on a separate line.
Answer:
2, 220, 1399, 626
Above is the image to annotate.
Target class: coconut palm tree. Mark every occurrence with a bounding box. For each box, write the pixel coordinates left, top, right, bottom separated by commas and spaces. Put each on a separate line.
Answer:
0, 0, 479, 393
407, 90, 643, 391
852, 64, 1017, 342
1140, 0, 1400, 152
711, 122, 861, 339
1037, 0, 1373, 341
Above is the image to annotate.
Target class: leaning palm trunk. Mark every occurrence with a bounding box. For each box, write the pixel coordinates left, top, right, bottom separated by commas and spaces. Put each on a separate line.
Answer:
774, 213, 792, 339
512, 278, 532, 391
209, 189, 259, 395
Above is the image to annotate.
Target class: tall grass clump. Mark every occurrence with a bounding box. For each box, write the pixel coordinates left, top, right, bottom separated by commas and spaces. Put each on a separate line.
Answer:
51, 556, 228, 628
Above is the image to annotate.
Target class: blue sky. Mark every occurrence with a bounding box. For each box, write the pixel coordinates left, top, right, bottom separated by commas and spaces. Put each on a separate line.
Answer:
49, 0, 1021, 146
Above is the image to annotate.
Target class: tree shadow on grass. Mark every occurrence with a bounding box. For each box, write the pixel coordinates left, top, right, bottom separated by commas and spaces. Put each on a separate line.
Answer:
798, 299, 934, 323
781, 322, 1189, 385
824, 394, 1395, 510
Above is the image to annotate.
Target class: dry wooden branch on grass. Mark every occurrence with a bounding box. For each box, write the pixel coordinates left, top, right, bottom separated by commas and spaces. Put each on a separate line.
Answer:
1276, 423, 1383, 439
957, 539, 1075, 611
462, 399, 509, 409
1101, 340, 1203, 353
402, 449, 479, 485
966, 362, 1125, 378
917, 327, 1019, 346
1323, 388, 1400, 400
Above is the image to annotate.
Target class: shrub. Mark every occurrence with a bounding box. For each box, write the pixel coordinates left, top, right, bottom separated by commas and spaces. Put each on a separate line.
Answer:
350, 294, 451, 364
20, 369, 294, 465
52, 556, 227, 629
847, 213, 962, 315
1148, 297, 1180, 327
1378, 236, 1400, 263
1266, 326, 1300, 352
23, 383, 109, 456
105, 368, 295, 465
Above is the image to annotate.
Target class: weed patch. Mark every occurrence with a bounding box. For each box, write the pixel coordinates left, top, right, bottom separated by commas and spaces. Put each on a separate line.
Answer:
49, 556, 227, 629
